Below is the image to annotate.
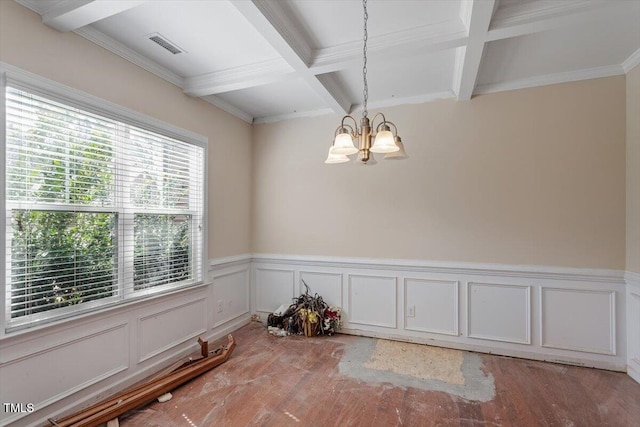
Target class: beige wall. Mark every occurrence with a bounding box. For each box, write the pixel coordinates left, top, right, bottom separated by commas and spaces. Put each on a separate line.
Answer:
628, 65, 640, 274
0, 1, 630, 270
0, 0, 252, 258
252, 77, 627, 269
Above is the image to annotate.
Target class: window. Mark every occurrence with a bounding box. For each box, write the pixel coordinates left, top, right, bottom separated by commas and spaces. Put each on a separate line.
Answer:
3, 72, 206, 331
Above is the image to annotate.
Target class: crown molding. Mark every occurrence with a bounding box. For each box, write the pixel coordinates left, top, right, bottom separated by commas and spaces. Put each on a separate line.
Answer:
73, 26, 184, 87
623, 49, 640, 74
473, 64, 625, 96
201, 95, 253, 124
311, 20, 468, 74
183, 59, 294, 96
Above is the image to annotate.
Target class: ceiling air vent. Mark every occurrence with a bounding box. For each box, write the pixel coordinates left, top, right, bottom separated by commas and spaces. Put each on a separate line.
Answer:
148, 33, 183, 55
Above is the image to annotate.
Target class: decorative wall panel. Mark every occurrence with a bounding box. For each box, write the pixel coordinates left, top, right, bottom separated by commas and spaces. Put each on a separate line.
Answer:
255, 267, 295, 312
466, 282, 531, 344
405, 278, 458, 335
348, 275, 397, 328
541, 287, 615, 355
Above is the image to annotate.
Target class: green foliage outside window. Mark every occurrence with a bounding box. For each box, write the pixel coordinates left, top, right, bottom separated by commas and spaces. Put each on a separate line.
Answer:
6, 88, 193, 320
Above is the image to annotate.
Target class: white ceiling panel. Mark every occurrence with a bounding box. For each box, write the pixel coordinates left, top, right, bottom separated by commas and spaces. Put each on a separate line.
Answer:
16, 0, 640, 123
280, 0, 462, 49
212, 78, 328, 120
91, 0, 281, 77
332, 48, 456, 106
477, 1, 640, 86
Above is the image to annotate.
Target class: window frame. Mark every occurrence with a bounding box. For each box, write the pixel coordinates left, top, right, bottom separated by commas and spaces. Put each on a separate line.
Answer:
0, 63, 209, 336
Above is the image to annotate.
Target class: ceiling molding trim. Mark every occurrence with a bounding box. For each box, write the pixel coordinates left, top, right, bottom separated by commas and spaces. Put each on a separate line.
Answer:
350, 91, 456, 112
459, 0, 473, 30
310, 20, 468, 74
183, 59, 294, 96
487, 0, 612, 42
201, 95, 254, 124
473, 65, 626, 96
73, 26, 184, 87
253, 108, 334, 125
313, 73, 353, 115
236, 0, 313, 67
42, 0, 147, 32
491, 0, 605, 29
453, 0, 496, 100
623, 48, 640, 74
230, 0, 348, 114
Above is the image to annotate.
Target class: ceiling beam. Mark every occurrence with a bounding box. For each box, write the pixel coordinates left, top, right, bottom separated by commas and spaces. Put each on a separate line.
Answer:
452, 0, 496, 101
230, 0, 350, 114
183, 59, 295, 97
42, 0, 146, 32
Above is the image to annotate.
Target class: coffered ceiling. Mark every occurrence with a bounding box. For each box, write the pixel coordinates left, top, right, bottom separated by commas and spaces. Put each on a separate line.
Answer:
15, 0, 640, 124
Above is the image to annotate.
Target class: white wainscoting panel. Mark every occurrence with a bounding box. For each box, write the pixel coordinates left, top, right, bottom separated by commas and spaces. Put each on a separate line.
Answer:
300, 271, 343, 308
137, 297, 208, 363
212, 266, 250, 327
348, 275, 397, 328
252, 254, 627, 371
541, 288, 615, 355
404, 278, 459, 336
629, 293, 640, 362
467, 282, 531, 344
0, 256, 253, 427
0, 323, 128, 425
626, 272, 640, 383
255, 267, 295, 313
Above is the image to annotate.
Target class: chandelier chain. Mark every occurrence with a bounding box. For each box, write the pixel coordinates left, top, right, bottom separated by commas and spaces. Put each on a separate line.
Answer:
362, 0, 368, 119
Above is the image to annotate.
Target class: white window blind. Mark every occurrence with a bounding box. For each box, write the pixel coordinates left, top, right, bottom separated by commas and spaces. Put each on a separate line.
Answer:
4, 85, 205, 329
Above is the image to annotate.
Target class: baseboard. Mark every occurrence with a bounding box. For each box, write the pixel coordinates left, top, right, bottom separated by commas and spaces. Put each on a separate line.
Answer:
340, 328, 626, 372
627, 271, 640, 384
628, 363, 640, 384
21, 314, 251, 427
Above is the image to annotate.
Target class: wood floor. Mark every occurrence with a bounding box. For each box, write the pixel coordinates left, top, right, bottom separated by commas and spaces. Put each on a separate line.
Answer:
120, 322, 640, 426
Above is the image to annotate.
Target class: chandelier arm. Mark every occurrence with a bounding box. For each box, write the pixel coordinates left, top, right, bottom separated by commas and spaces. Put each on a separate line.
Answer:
335, 123, 355, 138
370, 112, 388, 134
340, 115, 360, 134
377, 120, 398, 135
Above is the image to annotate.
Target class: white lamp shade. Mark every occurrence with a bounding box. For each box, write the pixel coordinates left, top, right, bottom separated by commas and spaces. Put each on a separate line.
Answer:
331, 132, 358, 155
325, 146, 350, 164
370, 129, 399, 153
385, 138, 408, 159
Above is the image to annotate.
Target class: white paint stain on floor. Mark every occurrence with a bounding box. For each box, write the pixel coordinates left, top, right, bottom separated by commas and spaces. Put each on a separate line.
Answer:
364, 339, 466, 385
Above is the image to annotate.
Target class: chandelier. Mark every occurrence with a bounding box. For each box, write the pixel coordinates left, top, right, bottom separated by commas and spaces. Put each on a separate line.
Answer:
325, 0, 408, 165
